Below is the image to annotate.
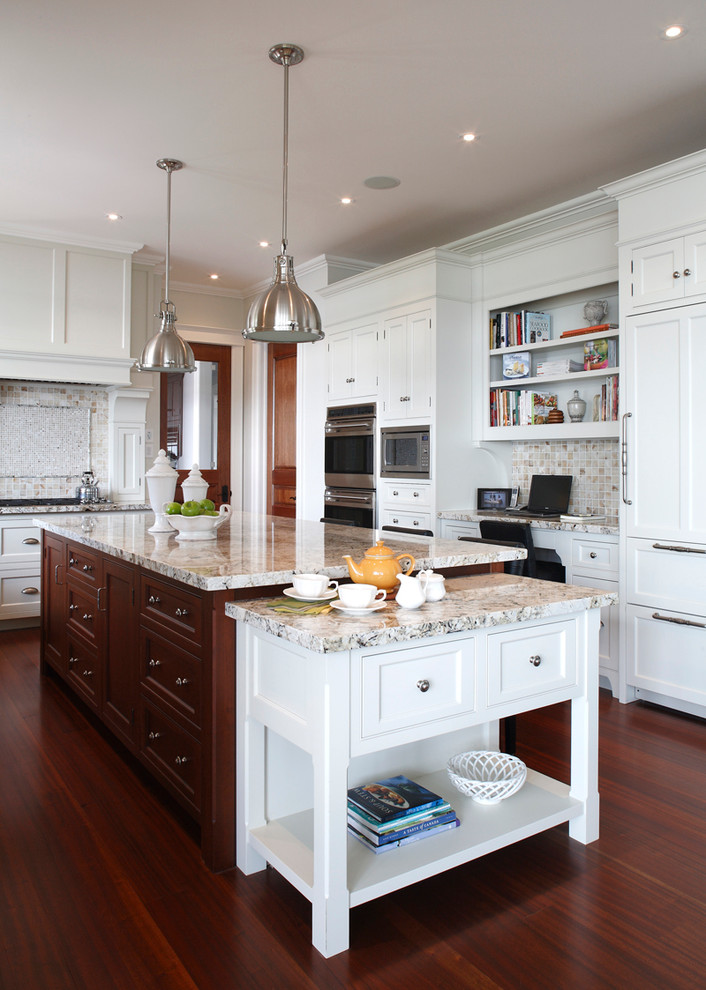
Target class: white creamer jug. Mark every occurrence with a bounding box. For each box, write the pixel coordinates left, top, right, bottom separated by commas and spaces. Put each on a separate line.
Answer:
418, 569, 446, 602
394, 573, 426, 610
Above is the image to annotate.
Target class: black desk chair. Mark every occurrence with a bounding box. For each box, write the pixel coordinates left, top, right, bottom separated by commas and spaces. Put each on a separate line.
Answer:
479, 520, 537, 578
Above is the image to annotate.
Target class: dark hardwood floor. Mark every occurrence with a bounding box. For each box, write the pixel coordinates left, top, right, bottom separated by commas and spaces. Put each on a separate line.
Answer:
2, 627, 706, 990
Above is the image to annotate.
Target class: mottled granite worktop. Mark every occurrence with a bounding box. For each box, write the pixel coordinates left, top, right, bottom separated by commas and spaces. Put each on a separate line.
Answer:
226, 573, 617, 653
438, 509, 619, 535
33, 511, 525, 592
2, 502, 149, 515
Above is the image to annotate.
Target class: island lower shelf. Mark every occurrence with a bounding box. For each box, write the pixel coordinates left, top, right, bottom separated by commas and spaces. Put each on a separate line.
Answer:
248, 767, 583, 908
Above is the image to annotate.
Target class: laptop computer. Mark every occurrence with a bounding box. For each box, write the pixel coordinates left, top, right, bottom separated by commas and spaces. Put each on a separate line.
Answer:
506, 474, 572, 518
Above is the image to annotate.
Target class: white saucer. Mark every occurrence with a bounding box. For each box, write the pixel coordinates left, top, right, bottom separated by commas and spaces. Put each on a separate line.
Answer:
283, 587, 338, 602
330, 600, 387, 616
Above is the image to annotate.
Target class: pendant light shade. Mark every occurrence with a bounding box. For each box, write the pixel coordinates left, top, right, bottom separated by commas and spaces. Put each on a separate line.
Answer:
243, 44, 323, 344
136, 159, 195, 373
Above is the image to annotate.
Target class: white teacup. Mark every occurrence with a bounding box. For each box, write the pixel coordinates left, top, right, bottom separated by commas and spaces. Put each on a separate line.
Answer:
337, 583, 387, 609
292, 573, 338, 598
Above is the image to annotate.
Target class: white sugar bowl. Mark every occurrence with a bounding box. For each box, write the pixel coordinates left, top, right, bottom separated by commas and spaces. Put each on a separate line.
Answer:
418, 570, 446, 602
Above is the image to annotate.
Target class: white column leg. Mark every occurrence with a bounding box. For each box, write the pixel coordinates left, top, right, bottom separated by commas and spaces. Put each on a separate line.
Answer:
569, 608, 600, 844
236, 625, 267, 875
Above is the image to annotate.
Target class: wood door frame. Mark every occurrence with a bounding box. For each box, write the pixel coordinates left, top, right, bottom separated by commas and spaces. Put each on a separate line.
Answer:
267, 342, 297, 517
159, 341, 232, 505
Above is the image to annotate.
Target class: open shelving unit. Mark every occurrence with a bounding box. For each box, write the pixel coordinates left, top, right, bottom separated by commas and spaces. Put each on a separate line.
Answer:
483, 284, 620, 440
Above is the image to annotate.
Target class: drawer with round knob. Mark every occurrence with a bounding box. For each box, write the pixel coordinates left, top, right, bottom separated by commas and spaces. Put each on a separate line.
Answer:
66, 543, 100, 587
140, 699, 201, 817
65, 633, 101, 710
140, 574, 203, 645
571, 537, 618, 576
66, 584, 98, 643
140, 629, 202, 732
487, 618, 578, 707
354, 638, 476, 750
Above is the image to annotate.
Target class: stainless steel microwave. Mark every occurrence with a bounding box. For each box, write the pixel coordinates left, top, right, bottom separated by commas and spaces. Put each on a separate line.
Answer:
380, 426, 431, 479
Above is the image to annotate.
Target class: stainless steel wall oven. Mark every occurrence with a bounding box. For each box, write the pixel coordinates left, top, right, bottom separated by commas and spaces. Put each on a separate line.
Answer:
323, 403, 376, 528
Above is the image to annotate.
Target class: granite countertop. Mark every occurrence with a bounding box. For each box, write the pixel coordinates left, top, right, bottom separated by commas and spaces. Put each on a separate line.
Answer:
32, 511, 525, 592
438, 508, 619, 535
226, 573, 617, 653
2, 502, 149, 515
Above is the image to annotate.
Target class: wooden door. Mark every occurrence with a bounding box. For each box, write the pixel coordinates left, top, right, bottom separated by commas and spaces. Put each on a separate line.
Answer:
267, 343, 297, 517
160, 342, 232, 506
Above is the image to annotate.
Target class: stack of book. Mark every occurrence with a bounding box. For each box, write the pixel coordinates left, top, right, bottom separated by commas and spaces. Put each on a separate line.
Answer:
536, 358, 584, 376
490, 311, 551, 349
489, 388, 557, 426
347, 774, 459, 854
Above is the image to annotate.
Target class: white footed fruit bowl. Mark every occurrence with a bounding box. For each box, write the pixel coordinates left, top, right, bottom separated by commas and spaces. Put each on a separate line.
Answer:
447, 750, 527, 805
165, 504, 231, 541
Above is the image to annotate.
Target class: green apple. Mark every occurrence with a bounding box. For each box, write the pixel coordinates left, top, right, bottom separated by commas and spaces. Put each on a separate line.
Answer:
181, 500, 203, 516
205, 510, 219, 517
165, 502, 182, 515
199, 498, 215, 512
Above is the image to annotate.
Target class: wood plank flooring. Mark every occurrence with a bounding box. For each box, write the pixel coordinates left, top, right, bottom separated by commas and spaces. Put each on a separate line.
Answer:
2, 627, 706, 990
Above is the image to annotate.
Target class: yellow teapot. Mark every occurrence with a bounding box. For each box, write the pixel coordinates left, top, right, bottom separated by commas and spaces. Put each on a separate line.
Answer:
343, 539, 416, 593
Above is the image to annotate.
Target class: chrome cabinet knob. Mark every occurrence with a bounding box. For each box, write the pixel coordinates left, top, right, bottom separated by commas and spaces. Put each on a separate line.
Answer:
81, 669, 93, 677
69, 603, 79, 612
175, 607, 189, 617
393, 490, 399, 496
589, 551, 597, 559
175, 755, 189, 766
82, 563, 93, 572
148, 730, 161, 740
416, 679, 430, 693
392, 517, 399, 524
148, 658, 161, 667
673, 270, 681, 278
69, 656, 79, 666
148, 595, 161, 605
413, 491, 419, 497
529, 655, 542, 667
684, 268, 692, 276
82, 613, 93, 622
175, 677, 190, 687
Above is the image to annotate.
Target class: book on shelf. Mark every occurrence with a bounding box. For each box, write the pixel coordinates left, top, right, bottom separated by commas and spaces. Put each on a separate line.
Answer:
347, 774, 446, 823
536, 358, 584, 376
347, 807, 458, 845
591, 375, 619, 422
584, 338, 617, 371
348, 817, 460, 854
347, 799, 453, 834
502, 351, 530, 379
489, 388, 557, 427
559, 323, 618, 339
489, 310, 551, 349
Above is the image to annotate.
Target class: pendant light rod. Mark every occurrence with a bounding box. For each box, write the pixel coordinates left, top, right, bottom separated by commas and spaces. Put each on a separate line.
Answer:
269, 44, 303, 255
156, 158, 183, 307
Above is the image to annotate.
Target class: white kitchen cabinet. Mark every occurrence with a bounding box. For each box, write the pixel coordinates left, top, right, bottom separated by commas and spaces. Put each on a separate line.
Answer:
380, 481, 433, 535
439, 519, 480, 542
0, 232, 139, 385
380, 310, 433, 421
326, 323, 379, 400
0, 516, 42, 621
626, 604, 706, 712
630, 229, 706, 310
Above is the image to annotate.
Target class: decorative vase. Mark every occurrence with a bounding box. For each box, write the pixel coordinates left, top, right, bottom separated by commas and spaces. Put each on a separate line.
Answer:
145, 449, 178, 533
567, 390, 587, 423
583, 300, 608, 325
181, 463, 209, 504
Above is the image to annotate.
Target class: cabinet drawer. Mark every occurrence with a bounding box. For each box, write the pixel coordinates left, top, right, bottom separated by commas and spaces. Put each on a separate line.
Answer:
66, 543, 100, 587
571, 537, 618, 577
627, 603, 706, 708
380, 508, 433, 533
0, 523, 41, 562
140, 574, 203, 645
627, 539, 706, 617
67, 583, 98, 643
0, 566, 41, 618
140, 628, 202, 732
441, 520, 480, 541
356, 639, 476, 745
140, 700, 201, 816
381, 483, 431, 507
487, 619, 578, 707
66, 633, 101, 710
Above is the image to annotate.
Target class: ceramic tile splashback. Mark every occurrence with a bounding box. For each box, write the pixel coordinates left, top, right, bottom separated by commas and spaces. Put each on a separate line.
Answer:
0, 383, 109, 498
513, 439, 619, 522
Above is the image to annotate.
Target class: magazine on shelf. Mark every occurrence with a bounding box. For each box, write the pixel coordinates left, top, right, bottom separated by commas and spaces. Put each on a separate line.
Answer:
347, 799, 453, 833
347, 808, 458, 845
347, 774, 446, 823
348, 817, 460, 854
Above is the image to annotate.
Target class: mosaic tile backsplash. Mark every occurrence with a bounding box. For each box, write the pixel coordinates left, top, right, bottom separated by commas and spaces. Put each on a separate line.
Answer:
0, 383, 109, 499
513, 439, 619, 523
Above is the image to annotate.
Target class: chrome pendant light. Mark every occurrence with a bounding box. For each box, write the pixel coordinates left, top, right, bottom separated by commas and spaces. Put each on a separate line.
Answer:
136, 159, 195, 373
243, 44, 324, 344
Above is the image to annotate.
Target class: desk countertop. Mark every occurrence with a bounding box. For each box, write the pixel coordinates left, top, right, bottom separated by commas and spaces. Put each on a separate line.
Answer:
438, 509, 618, 536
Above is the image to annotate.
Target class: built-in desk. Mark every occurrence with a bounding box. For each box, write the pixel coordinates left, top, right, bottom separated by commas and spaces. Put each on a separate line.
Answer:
438, 511, 619, 695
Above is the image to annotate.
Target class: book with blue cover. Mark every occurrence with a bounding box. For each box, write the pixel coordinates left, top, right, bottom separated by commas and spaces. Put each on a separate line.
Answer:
348, 817, 460, 853
347, 774, 446, 823
347, 808, 458, 845
347, 799, 453, 833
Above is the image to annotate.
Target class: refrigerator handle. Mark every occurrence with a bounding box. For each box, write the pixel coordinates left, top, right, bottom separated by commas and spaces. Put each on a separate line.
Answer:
621, 412, 632, 505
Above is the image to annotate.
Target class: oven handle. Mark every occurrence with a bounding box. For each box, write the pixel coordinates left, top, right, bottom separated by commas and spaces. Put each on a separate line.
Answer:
325, 420, 375, 433
325, 493, 374, 503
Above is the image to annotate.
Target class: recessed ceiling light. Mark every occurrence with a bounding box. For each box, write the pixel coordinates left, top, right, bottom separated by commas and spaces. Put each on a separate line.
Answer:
105, 212, 122, 221
363, 176, 401, 190
259, 240, 270, 248
209, 273, 219, 280
663, 24, 685, 38
462, 133, 476, 142
340, 197, 353, 205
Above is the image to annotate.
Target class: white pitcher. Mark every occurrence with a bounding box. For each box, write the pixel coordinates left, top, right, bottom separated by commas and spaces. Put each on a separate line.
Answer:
418, 569, 446, 602
395, 572, 426, 609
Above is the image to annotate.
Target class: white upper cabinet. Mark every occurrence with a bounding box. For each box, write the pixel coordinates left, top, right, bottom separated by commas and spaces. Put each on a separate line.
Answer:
326, 322, 379, 400
0, 232, 140, 384
630, 229, 706, 309
380, 309, 433, 422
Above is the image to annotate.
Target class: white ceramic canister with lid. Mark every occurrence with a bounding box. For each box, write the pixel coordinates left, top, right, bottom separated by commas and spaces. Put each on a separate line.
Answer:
181, 463, 209, 504
145, 449, 178, 533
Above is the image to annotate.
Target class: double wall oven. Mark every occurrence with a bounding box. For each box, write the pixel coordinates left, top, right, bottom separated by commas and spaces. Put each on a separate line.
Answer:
323, 403, 376, 528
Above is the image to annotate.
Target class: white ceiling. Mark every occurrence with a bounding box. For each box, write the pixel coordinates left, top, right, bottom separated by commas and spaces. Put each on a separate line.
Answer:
3, 1, 706, 293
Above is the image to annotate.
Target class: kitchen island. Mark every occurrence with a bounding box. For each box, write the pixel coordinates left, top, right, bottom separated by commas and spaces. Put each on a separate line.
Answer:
229, 573, 615, 956
33, 511, 523, 871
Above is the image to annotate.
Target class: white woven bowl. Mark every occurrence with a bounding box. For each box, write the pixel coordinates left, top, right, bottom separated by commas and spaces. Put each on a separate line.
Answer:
447, 750, 527, 804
